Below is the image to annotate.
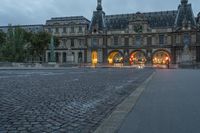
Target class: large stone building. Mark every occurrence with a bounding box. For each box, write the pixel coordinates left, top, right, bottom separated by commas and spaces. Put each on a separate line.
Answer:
1, 0, 200, 65
44, 0, 200, 65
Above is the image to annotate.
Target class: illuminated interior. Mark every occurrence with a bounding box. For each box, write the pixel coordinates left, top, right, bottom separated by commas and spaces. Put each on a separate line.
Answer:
108, 51, 123, 64
153, 51, 170, 65
91, 51, 98, 65
129, 51, 146, 65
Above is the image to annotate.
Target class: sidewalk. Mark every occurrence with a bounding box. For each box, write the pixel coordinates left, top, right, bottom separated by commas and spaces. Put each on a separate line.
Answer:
94, 71, 155, 133
118, 69, 200, 133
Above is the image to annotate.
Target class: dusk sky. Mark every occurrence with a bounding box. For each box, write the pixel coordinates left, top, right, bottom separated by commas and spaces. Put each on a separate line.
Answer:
0, 0, 199, 25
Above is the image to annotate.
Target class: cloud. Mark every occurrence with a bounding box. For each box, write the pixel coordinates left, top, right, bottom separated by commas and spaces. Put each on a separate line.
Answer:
0, 0, 199, 25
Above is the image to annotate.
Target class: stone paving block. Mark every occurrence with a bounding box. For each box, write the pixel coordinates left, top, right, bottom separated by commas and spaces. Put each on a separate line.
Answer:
0, 68, 153, 132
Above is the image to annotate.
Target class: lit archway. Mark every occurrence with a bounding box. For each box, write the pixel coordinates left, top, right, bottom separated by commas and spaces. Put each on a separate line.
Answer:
129, 51, 146, 65
91, 51, 98, 65
152, 50, 171, 65
108, 51, 123, 65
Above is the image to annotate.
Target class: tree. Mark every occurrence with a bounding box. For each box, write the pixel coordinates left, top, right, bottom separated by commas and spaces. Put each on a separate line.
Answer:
0, 30, 6, 61
0, 26, 29, 62
29, 32, 51, 62
29, 32, 59, 62
0, 30, 6, 44
0, 26, 59, 63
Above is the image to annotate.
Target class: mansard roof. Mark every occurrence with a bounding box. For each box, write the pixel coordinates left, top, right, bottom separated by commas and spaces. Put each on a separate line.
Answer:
174, 1, 196, 29
46, 16, 90, 26
105, 10, 178, 30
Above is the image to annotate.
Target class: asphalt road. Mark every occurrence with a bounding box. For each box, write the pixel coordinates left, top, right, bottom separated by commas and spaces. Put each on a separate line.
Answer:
118, 69, 200, 133
0, 68, 153, 133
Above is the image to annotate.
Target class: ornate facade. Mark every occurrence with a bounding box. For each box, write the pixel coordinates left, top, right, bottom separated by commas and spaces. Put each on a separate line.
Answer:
45, 0, 200, 65
1, 0, 200, 65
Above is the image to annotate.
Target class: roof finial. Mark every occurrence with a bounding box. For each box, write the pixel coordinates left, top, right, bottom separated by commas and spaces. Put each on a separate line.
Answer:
97, 0, 102, 11
181, 0, 188, 5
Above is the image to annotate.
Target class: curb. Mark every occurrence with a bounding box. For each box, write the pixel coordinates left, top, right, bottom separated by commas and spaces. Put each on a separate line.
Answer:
94, 71, 156, 133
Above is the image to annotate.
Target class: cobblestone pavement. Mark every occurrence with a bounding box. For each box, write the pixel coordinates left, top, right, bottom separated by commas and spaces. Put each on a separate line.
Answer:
0, 68, 154, 133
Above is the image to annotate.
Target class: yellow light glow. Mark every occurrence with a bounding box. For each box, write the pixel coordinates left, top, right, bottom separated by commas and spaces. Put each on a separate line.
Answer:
108, 58, 113, 64
107, 51, 123, 65
92, 51, 98, 65
153, 51, 170, 65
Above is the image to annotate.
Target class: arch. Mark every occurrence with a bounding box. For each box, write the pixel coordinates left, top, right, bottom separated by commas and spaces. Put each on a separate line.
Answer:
107, 50, 124, 64
129, 50, 147, 65
152, 49, 171, 65
91, 51, 98, 65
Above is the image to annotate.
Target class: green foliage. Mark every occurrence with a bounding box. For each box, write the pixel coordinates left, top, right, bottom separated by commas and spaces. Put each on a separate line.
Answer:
29, 32, 51, 59
0, 30, 6, 44
0, 26, 54, 62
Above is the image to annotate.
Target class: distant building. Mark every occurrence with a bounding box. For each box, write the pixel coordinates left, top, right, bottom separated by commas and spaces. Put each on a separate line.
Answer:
0, 24, 44, 33
1, 0, 200, 65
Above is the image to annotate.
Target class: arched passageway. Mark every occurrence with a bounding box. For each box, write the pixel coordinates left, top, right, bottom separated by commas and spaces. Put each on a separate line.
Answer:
108, 51, 123, 65
129, 51, 146, 65
152, 50, 171, 65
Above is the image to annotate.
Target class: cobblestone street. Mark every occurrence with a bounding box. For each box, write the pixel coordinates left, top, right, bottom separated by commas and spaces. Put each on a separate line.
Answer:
0, 68, 153, 133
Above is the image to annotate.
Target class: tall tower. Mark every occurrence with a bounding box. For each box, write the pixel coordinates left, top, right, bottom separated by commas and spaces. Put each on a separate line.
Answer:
89, 0, 106, 33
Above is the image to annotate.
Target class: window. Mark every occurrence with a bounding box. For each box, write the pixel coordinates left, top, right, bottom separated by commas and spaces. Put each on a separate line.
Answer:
78, 52, 83, 63
56, 28, 59, 33
159, 35, 164, 45
63, 52, 67, 63
147, 37, 152, 45
63, 27, 66, 33
71, 39, 74, 47
183, 33, 191, 46
135, 35, 141, 46
71, 27, 75, 33
92, 38, 98, 47
125, 38, 129, 46
114, 36, 118, 45
175, 35, 180, 44
79, 39, 82, 47
79, 26, 82, 33
63, 39, 66, 47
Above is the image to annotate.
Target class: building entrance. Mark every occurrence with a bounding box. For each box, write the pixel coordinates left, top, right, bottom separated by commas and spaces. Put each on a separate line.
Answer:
153, 50, 170, 65
129, 51, 146, 65
108, 51, 123, 65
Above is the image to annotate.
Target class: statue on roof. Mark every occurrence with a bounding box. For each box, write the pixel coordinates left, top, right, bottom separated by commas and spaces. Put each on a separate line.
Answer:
181, 0, 188, 5
97, 0, 102, 11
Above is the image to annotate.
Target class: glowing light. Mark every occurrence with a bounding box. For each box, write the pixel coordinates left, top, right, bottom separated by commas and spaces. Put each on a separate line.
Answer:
108, 58, 113, 64
92, 51, 98, 65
